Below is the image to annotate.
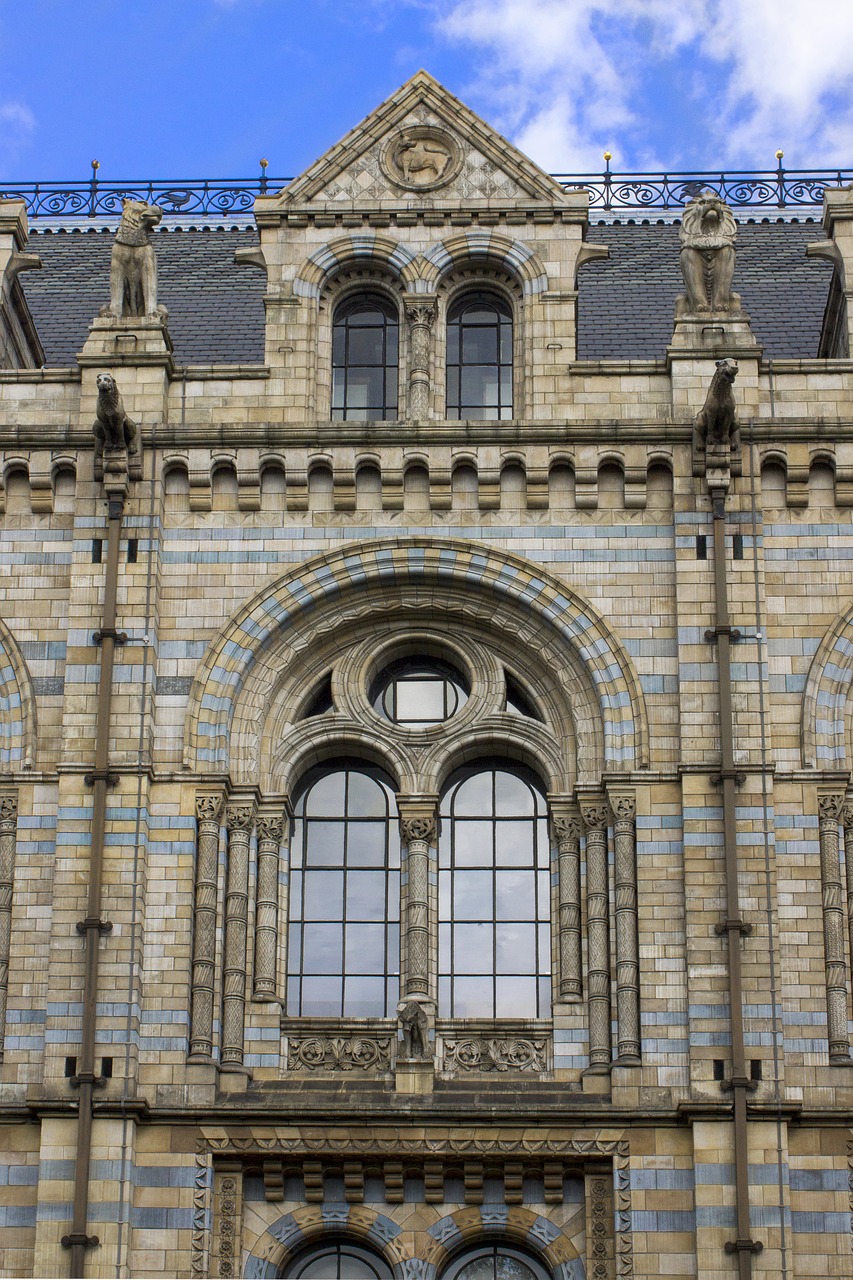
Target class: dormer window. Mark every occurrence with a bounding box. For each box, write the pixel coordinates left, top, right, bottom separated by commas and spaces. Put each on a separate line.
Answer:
446, 291, 513, 420
332, 294, 399, 420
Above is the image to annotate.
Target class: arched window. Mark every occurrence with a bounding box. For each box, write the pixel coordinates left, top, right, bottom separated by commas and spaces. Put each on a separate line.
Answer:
446, 291, 513, 420
285, 1240, 394, 1279
438, 765, 551, 1018
441, 1244, 551, 1280
287, 765, 400, 1017
332, 294, 399, 420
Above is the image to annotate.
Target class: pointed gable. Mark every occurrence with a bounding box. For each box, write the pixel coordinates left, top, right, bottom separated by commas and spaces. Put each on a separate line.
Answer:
258, 71, 572, 214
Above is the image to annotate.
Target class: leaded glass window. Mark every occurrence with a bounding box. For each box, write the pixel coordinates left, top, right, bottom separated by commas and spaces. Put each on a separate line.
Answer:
332, 294, 399, 420
287, 765, 400, 1017
285, 1241, 394, 1279
446, 291, 513, 420
441, 1245, 550, 1280
438, 765, 551, 1017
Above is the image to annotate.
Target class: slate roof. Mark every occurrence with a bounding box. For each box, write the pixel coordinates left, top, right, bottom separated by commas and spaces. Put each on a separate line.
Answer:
19, 218, 834, 368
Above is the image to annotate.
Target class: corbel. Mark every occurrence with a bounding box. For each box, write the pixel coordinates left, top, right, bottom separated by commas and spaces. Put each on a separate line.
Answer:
187, 448, 212, 513
235, 447, 261, 512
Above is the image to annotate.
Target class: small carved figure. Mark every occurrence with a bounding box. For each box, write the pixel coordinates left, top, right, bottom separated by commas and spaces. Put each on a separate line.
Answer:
678, 191, 738, 314
694, 359, 740, 456
397, 999, 430, 1059
396, 137, 451, 186
93, 372, 138, 456
104, 198, 163, 318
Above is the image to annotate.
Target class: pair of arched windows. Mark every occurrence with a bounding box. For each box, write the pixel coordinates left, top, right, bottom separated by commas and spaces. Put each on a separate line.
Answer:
286, 762, 551, 1021
331, 292, 514, 421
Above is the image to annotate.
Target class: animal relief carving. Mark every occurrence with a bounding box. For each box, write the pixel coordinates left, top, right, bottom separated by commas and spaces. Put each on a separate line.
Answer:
102, 198, 164, 318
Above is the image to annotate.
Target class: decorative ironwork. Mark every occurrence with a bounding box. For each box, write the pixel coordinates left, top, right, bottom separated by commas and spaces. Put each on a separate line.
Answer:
2, 164, 850, 219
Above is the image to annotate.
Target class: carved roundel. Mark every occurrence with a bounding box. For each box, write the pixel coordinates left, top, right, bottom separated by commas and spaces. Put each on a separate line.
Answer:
382, 127, 461, 192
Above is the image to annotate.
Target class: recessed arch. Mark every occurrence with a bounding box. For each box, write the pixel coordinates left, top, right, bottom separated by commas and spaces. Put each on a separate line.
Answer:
183, 538, 648, 785
802, 600, 853, 768
0, 618, 36, 771
242, 1205, 402, 1280
421, 231, 549, 297
294, 233, 419, 301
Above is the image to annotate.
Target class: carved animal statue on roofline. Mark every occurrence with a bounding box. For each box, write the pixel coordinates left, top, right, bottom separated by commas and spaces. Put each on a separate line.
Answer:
93, 372, 138, 457
693, 359, 740, 460
102, 198, 164, 318
678, 190, 740, 315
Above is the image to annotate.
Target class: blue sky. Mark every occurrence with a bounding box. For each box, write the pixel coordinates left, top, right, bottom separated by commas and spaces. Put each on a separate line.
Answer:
0, 0, 850, 182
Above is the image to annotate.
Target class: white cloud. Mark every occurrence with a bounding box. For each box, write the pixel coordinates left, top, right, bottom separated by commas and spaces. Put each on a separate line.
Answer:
0, 102, 36, 175
419, 0, 853, 169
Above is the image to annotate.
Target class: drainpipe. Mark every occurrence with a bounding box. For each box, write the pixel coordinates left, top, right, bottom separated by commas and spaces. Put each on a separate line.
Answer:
62, 457, 129, 1277
706, 478, 762, 1277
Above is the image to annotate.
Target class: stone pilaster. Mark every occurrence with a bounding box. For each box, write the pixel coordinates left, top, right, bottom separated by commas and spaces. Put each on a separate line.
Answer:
221, 800, 256, 1073
817, 791, 850, 1063
609, 791, 640, 1064
253, 809, 287, 1001
398, 798, 438, 999
580, 798, 611, 1073
0, 791, 17, 1060
549, 801, 582, 1002
188, 792, 224, 1062
404, 298, 436, 419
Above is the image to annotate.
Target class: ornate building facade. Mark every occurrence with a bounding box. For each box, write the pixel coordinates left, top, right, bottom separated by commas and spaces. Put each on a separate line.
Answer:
0, 72, 852, 1279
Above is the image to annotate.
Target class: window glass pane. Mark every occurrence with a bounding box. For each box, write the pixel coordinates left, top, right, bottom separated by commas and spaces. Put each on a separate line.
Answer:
495, 870, 535, 920
461, 365, 499, 408
300, 975, 343, 1016
347, 327, 385, 366
347, 306, 387, 326
494, 771, 534, 815
345, 923, 386, 973
374, 659, 467, 727
495, 922, 537, 973
454, 922, 494, 973
453, 820, 493, 866
500, 324, 513, 364
453, 977, 493, 1017
346, 367, 384, 409
453, 870, 493, 919
347, 771, 387, 817
451, 772, 492, 816
495, 975, 537, 1018
304, 821, 345, 866
303, 870, 344, 918
301, 923, 342, 973
395, 678, 446, 720
343, 976, 387, 1017
347, 821, 387, 865
346, 870, 388, 920
332, 330, 346, 365
305, 773, 346, 816
495, 821, 535, 865
462, 325, 498, 363
463, 305, 499, 324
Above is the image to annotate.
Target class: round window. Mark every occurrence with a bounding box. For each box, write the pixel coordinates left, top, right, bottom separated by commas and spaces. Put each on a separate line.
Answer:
372, 658, 469, 727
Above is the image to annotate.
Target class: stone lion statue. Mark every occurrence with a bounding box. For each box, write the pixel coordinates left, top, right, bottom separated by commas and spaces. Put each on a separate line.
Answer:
678, 191, 739, 314
694, 359, 740, 458
93, 373, 138, 457
104, 198, 163, 318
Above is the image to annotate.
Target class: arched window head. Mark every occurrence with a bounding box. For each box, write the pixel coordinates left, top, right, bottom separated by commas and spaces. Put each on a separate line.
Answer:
446, 291, 513, 420
438, 764, 551, 1018
286, 1240, 394, 1279
332, 293, 399, 421
372, 658, 469, 728
287, 764, 400, 1017
441, 1244, 551, 1280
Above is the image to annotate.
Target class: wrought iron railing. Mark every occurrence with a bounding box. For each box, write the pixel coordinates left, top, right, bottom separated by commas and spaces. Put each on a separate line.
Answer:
1, 158, 850, 218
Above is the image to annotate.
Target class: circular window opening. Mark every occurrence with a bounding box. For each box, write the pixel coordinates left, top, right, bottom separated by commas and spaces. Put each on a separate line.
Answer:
372, 658, 469, 728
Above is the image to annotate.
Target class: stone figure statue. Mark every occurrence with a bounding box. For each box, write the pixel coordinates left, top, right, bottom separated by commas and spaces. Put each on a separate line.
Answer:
694, 359, 740, 458
397, 999, 430, 1059
678, 191, 739, 314
93, 372, 138, 458
104, 198, 163, 318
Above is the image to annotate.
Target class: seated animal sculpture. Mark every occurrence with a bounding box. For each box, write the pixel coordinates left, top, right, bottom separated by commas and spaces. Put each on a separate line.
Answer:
93, 372, 138, 458
104, 198, 163, 318
694, 359, 740, 460
678, 191, 739, 314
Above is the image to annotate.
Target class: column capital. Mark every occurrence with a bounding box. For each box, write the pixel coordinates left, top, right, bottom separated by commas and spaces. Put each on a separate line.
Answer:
607, 790, 636, 823
579, 797, 609, 832
0, 793, 18, 825
226, 799, 256, 833
548, 796, 581, 845
196, 791, 224, 825
818, 790, 845, 823
398, 795, 439, 846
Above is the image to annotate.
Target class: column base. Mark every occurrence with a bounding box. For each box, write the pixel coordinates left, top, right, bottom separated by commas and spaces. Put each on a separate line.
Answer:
219, 1063, 253, 1093
581, 1063, 612, 1095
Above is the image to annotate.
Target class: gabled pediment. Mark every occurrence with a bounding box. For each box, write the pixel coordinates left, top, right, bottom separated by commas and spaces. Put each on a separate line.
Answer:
263, 71, 571, 210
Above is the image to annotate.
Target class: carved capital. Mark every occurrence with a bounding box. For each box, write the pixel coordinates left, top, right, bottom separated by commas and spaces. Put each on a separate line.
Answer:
401, 815, 437, 846
196, 793, 223, 825
0, 794, 18, 825
609, 793, 636, 823
551, 814, 581, 845
256, 814, 284, 845
398, 796, 439, 847
405, 302, 436, 330
818, 792, 844, 823
226, 802, 255, 833
843, 801, 853, 828
580, 801, 609, 832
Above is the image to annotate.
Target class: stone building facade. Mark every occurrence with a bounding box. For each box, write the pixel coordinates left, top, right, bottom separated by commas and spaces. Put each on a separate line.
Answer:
0, 71, 852, 1279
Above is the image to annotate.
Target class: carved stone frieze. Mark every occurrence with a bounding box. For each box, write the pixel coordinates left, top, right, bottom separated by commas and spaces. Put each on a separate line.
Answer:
286, 1035, 392, 1073
442, 1036, 548, 1074
382, 127, 460, 191
217, 1176, 237, 1279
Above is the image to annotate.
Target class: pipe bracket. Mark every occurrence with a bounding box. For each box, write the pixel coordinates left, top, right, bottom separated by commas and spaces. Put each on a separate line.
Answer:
719, 1074, 759, 1094
84, 769, 118, 787
711, 770, 746, 787
704, 625, 742, 642
69, 1071, 107, 1090
92, 628, 128, 646
724, 1239, 763, 1256
61, 1233, 100, 1250
76, 917, 113, 937
714, 918, 753, 936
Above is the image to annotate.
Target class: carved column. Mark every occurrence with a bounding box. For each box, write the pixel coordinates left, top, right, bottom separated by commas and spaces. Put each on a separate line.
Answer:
399, 799, 438, 998
221, 800, 255, 1072
405, 300, 436, 420
581, 799, 612, 1071
843, 800, 853, 1026
189, 792, 224, 1061
0, 792, 18, 1061
549, 802, 582, 1001
818, 791, 850, 1062
253, 809, 287, 1001
610, 792, 640, 1064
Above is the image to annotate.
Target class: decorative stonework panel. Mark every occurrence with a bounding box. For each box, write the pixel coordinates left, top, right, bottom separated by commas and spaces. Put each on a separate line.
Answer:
285, 1034, 392, 1073
441, 1035, 549, 1074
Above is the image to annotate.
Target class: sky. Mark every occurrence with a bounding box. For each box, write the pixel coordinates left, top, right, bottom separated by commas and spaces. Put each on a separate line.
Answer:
0, 0, 851, 183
